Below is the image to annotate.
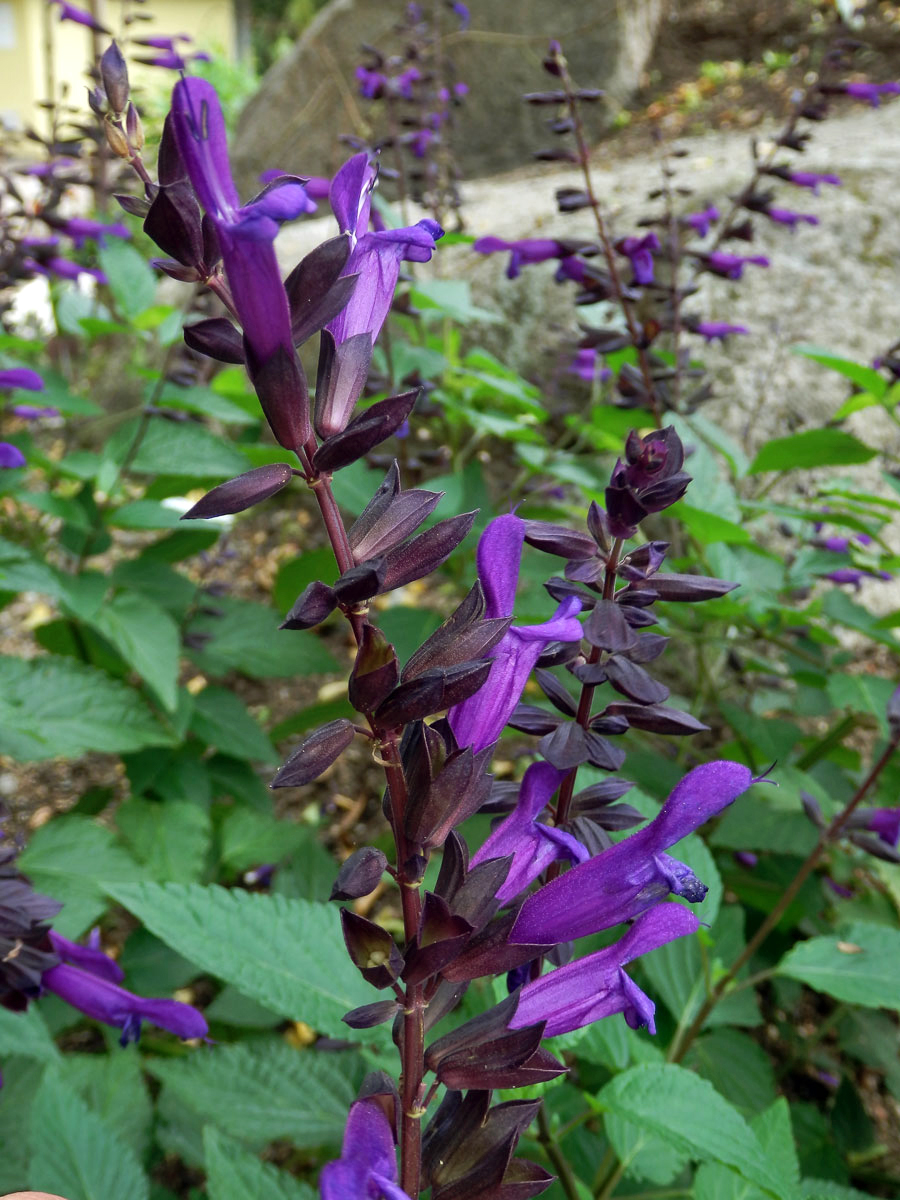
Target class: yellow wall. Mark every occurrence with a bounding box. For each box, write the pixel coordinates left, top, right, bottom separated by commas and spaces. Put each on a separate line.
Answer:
0, 0, 236, 141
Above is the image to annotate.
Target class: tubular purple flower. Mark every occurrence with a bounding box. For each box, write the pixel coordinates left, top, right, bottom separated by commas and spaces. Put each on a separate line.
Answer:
509, 904, 700, 1036
786, 170, 841, 193
41, 963, 207, 1046
0, 444, 26, 469
48, 929, 124, 983
447, 514, 583, 753
0, 368, 44, 393
51, 217, 130, 248
841, 81, 900, 107
320, 1098, 407, 1200
511, 761, 755, 944
691, 321, 749, 343
471, 762, 590, 903
50, 0, 110, 32
683, 205, 719, 237
698, 250, 769, 279
764, 207, 819, 229
862, 808, 900, 848
473, 236, 570, 279
568, 348, 612, 383
617, 233, 660, 285
170, 77, 311, 450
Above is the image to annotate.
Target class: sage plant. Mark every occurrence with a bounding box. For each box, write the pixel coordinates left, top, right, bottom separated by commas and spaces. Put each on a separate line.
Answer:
96, 60, 773, 1196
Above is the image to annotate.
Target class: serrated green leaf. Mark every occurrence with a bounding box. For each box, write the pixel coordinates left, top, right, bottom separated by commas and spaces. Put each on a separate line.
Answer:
107, 499, 214, 530
606, 1112, 689, 1185
105, 883, 381, 1039
115, 416, 251, 478
0, 1057, 46, 1193
99, 239, 157, 319
596, 1064, 796, 1200
218, 808, 317, 871
148, 1040, 359, 1149
0, 535, 67, 597
670, 502, 753, 544
81, 589, 181, 710
273, 547, 338, 615
19, 815, 145, 938
186, 597, 339, 677
0, 654, 175, 762
28, 1068, 150, 1200
686, 1029, 777, 1116
60, 1050, 153, 1161
748, 430, 876, 474
802, 1180, 877, 1199
777, 921, 900, 1007
190, 685, 276, 764
0, 1003, 60, 1063
117, 798, 212, 883
205, 985, 282, 1028
203, 1126, 317, 1200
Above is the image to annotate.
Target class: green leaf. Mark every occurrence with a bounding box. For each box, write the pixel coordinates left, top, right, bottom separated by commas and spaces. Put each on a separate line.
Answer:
107, 499, 215, 530
98, 239, 157, 320
148, 1039, 360, 1149
605, 1112, 689, 1185
378, 605, 443, 666
116, 416, 251, 478
190, 685, 277, 764
0, 1057, 46, 1193
117, 798, 212, 883
105, 883, 382, 1039
19, 815, 146, 938
81, 588, 181, 710
0, 1004, 60, 1063
205, 985, 282, 1028
22, 368, 102, 415
151, 381, 259, 426
777, 921, 900, 1007
410, 278, 501, 324
60, 1050, 153, 1161
670, 502, 752, 545
802, 1181, 878, 1199
0, 655, 175, 761
0, 535, 67, 597
273, 547, 338, 614
686, 1029, 777, 1116
28, 1068, 150, 1200
186, 597, 340, 677
218, 808, 318, 872
791, 345, 887, 397
596, 1064, 796, 1200
748, 430, 876, 474
203, 1127, 317, 1200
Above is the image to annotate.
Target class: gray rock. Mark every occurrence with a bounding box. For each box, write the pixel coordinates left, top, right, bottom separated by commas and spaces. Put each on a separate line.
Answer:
232, 0, 666, 188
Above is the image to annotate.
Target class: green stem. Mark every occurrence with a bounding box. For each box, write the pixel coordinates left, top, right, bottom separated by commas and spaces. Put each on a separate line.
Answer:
536, 1106, 581, 1200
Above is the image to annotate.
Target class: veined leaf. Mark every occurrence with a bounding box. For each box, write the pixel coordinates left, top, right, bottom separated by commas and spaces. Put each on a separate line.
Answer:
777, 922, 900, 1007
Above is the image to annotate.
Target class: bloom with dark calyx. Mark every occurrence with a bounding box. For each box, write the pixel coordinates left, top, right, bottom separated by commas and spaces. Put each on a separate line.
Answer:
50, 0, 110, 31
510, 903, 700, 1036
448, 514, 583, 753
320, 1098, 407, 1200
764, 207, 819, 230
767, 167, 841, 193
43, 215, 130, 248
1, 834, 62, 1011
682, 205, 719, 237
512, 761, 756, 945
470, 762, 589, 903
844, 808, 900, 862
616, 232, 660, 285
694, 250, 769, 279
170, 78, 311, 451
605, 427, 691, 539
688, 320, 749, 343
473, 236, 592, 280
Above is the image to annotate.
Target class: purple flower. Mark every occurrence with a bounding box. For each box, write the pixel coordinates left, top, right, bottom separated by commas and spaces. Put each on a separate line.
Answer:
764, 207, 819, 230
861, 808, 900, 848
407, 128, 436, 158
49, 929, 124, 983
26, 256, 106, 284
841, 81, 900, 107
11, 405, 59, 420
450, 1, 470, 30
134, 34, 192, 51
0, 444, 26, 469
510, 904, 700, 1036
356, 65, 387, 99
447, 514, 583, 753
320, 1098, 406, 1200
48, 216, 130, 248
511, 761, 755, 944
617, 233, 660, 285
394, 66, 422, 99
690, 321, 749, 342
326, 153, 442, 346
171, 77, 312, 451
0, 368, 44, 393
683, 205, 720, 237
785, 170, 841, 193
568, 347, 612, 383
42, 963, 207, 1045
473, 236, 570, 280
471, 762, 590, 903
697, 250, 770, 279
50, 0, 110, 32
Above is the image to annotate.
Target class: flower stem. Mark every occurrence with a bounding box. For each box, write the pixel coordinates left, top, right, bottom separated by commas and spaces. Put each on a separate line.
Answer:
668, 731, 900, 1064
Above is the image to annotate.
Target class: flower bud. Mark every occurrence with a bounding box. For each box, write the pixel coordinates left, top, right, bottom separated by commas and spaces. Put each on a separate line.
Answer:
126, 102, 144, 152
104, 117, 130, 160
100, 41, 130, 114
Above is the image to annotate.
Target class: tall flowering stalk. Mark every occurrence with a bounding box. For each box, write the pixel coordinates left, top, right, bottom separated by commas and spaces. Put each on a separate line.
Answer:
90, 64, 763, 1199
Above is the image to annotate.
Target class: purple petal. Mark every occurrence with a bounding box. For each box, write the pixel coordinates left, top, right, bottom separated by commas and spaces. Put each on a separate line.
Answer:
330, 153, 376, 241
49, 930, 124, 983
866, 808, 900, 847
42, 963, 207, 1042
321, 1099, 402, 1200
477, 513, 526, 618
171, 77, 241, 222
0, 368, 44, 392
0, 442, 26, 468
